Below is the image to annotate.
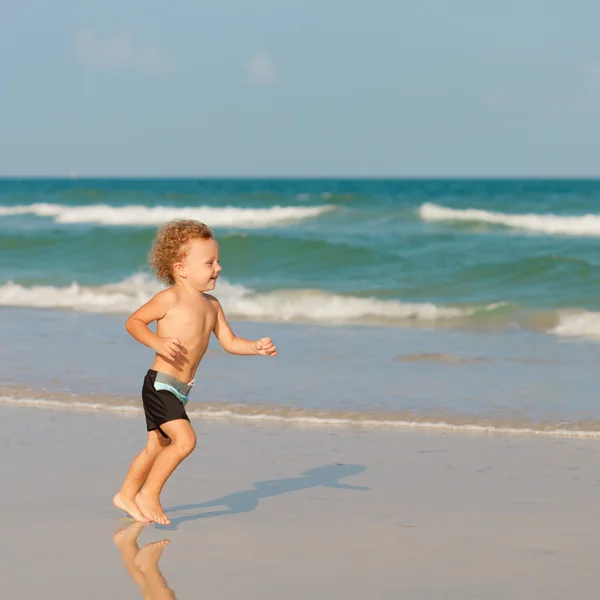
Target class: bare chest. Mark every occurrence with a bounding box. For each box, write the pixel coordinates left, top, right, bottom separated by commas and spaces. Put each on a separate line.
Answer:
158, 299, 217, 340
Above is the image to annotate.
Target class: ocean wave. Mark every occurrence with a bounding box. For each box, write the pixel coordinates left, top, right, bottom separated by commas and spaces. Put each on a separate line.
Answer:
0, 275, 160, 313
2, 392, 600, 438
419, 202, 600, 236
551, 311, 600, 338
4, 274, 600, 337
0, 202, 335, 227
0, 274, 479, 322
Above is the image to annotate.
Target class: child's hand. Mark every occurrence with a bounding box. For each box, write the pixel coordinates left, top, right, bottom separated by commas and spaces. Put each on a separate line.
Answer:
255, 337, 277, 356
156, 337, 182, 361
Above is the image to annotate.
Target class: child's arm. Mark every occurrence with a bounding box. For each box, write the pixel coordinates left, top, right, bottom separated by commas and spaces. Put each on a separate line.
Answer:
209, 296, 277, 356
125, 290, 181, 361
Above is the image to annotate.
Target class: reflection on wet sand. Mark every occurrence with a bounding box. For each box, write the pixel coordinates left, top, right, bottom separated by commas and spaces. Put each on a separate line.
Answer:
112, 464, 369, 597
113, 522, 176, 599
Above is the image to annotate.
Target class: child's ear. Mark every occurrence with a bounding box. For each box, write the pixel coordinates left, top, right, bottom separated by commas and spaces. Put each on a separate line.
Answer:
173, 262, 187, 278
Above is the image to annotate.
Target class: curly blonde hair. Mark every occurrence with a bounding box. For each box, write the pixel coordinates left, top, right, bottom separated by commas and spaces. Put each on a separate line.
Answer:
149, 219, 214, 285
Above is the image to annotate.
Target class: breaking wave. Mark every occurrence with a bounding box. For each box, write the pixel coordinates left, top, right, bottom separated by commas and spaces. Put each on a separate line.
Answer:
419, 202, 600, 236
2, 273, 600, 338
0, 274, 475, 323
0, 202, 335, 227
550, 310, 600, 338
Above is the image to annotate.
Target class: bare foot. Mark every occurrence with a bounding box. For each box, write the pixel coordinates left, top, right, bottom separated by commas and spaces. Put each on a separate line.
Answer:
135, 540, 170, 572
113, 492, 151, 523
113, 521, 145, 547
136, 492, 171, 525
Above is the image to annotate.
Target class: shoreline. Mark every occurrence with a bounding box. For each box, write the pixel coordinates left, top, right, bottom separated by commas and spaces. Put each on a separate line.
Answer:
5, 390, 600, 439
3, 305, 600, 442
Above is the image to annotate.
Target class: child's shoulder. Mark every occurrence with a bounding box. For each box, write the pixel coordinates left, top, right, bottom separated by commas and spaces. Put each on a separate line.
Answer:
149, 286, 179, 307
202, 293, 220, 306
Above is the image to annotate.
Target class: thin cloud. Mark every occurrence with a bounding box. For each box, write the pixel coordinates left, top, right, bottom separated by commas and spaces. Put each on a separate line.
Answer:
245, 53, 278, 85
76, 29, 170, 75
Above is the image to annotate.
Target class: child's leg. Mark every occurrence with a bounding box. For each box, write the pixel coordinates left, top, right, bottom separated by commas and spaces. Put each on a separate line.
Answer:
114, 430, 172, 522
136, 419, 196, 525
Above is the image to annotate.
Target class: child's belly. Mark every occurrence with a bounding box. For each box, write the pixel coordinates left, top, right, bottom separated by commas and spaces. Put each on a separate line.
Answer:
151, 336, 210, 385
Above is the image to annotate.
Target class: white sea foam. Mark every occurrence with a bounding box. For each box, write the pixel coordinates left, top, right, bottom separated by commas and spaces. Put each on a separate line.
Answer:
0, 275, 160, 313
2, 394, 600, 438
221, 286, 470, 322
4, 274, 599, 338
419, 202, 600, 236
0, 202, 334, 227
0, 274, 473, 323
550, 311, 600, 338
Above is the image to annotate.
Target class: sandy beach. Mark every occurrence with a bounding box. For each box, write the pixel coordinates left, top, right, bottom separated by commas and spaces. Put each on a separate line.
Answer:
1, 404, 599, 599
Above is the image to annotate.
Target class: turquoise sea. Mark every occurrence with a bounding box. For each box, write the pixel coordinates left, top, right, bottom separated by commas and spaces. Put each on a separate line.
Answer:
2, 178, 600, 435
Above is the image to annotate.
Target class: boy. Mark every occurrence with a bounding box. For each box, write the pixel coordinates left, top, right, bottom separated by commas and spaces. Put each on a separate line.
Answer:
113, 219, 276, 525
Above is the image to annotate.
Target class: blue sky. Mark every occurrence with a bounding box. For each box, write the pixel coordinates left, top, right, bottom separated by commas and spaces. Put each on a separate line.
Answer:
2, 0, 600, 177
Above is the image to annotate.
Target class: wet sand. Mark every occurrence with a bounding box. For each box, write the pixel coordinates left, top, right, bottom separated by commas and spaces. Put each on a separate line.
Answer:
1, 405, 599, 599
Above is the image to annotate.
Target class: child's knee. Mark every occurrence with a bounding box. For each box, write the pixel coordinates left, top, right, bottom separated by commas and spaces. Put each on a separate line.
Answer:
146, 432, 171, 455
175, 432, 196, 457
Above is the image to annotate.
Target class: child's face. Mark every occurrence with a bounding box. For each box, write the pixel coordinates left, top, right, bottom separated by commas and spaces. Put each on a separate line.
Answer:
176, 237, 222, 291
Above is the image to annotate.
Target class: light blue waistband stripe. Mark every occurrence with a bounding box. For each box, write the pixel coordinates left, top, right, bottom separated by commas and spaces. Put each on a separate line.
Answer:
154, 382, 189, 406
153, 372, 193, 406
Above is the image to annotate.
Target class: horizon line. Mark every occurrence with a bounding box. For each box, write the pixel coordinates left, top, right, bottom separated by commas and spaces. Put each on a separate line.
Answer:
3, 175, 600, 181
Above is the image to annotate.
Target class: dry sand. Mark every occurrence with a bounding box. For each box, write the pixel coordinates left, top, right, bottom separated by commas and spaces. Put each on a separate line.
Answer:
1, 405, 599, 599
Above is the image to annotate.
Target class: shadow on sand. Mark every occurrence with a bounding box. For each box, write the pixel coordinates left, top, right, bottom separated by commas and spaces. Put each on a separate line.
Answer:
159, 463, 369, 530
